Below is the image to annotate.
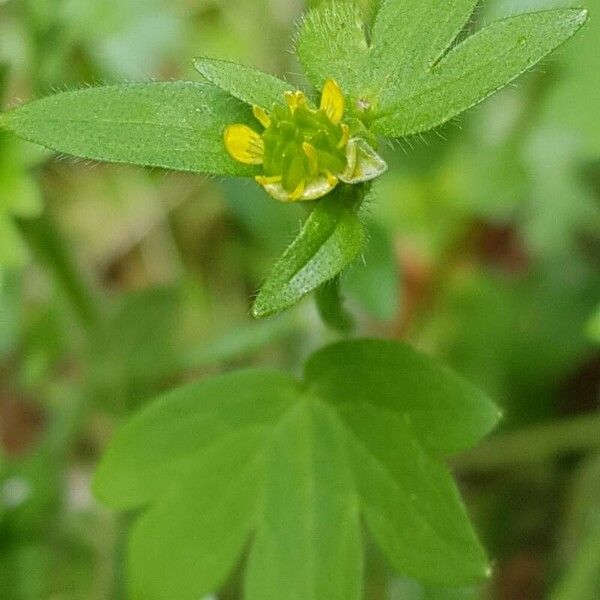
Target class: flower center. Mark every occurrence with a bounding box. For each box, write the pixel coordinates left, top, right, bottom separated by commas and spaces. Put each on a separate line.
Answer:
224, 79, 387, 203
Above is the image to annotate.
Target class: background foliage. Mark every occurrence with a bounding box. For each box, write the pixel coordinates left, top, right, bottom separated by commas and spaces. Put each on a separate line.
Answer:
0, 0, 598, 599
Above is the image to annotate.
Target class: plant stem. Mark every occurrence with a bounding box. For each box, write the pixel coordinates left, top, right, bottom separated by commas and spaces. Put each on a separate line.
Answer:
455, 412, 600, 471
315, 275, 355, 333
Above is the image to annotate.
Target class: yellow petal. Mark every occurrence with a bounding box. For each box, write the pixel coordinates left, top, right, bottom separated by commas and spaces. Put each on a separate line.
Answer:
252, 105, 271, 129
224, 124, 264, 165
320, 79, 344, 124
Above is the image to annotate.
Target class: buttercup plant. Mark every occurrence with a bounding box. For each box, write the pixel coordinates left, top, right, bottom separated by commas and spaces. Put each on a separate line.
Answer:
0, 1, 587, 319
0, 1, 588, 599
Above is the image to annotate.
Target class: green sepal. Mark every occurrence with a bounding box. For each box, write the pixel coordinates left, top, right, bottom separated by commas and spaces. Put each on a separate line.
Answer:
193, 57, 293, 109
0, 82, 257, 177
252, 185, 365, 319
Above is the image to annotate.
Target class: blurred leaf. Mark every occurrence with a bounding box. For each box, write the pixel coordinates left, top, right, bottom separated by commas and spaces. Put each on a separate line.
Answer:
221, 178, 300, 253
90, 286, 182, 410
587, 305, 600, 344
390, 577, 480, 600
182, 315, 298, 369
0, 83, 257, 176
0, 544, 49, 600
252, 186, 365, 319
524, 130, 600, 258
536, 0, 600, 158
315, 276, 355, 332
94, 340, 498, 599
344, 220, 399, 320
373, 9, 587, 137
551, 525, 600, 600
428, 266, 599, 424
551, 454, 600, 600
194, 58, 293, 108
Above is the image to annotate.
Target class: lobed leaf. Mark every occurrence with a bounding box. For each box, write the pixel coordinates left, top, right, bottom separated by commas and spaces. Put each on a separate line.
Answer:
252, 186, 365, 319
193, 57, 293, 109
369, 0, 479, 105
372, 9, 588, 137
93, 369, 298, 509
0, 82, 257, 176
296, 3, 586, 138
245, 400, 363, 600
95, 339, 500, 599
305, 339, 500, 456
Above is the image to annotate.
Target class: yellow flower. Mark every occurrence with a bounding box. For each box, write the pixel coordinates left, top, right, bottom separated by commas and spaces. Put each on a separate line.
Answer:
224, 79, 387, 203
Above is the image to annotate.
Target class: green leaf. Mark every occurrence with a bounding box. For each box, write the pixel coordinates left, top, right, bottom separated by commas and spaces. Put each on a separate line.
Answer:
315, 276, 355, 332
370, 0, 478, 102
373, 9, 588, 137
296, 3, 584, 134
252, 185, 365, 319
94, 339, 499, 600
344, 219, 399, 320
0, 82, 257, 176
245, 400, 362, 600
296, 2, 372, 108
193, 57, 293, 109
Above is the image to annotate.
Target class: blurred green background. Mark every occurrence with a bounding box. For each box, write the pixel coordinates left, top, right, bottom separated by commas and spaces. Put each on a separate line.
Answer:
0, 0, 599, 598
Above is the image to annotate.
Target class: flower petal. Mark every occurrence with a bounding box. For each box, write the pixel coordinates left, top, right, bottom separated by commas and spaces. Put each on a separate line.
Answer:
320, 79, 344, 125
224, 124, 264, 165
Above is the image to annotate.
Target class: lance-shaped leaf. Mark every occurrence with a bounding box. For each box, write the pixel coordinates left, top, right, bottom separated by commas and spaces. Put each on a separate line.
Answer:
369, 0, 479, 102
372, 9, 588, 137
296, 2, 372, 110
297, 2, 586, 137
0, 82, 257, 176
94, 339, 499, 600
252, 186, 365, 319
193, 58, 293, 109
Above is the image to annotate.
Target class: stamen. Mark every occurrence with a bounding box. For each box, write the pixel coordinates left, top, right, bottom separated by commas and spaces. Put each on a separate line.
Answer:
302, 142, 319, 173
255, 175, 283, 185
289, 179, 306, 201
337, 124, 350, 149
252, 105, 271, 129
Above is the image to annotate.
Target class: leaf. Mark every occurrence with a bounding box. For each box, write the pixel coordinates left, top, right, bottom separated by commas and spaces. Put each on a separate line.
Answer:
0, 82, 257, 177
369, 0, 478, 102
94, 339, 500, 600
244, 400, 363, 600
373, 9, 588, 137
252, 186, 365, 319
296, 2, 373, 109
344, 219, 399, 320
193, 57, 293, 109
315, 276, 355, 332
537, 0, 600, 158
297, 3, 585, 134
